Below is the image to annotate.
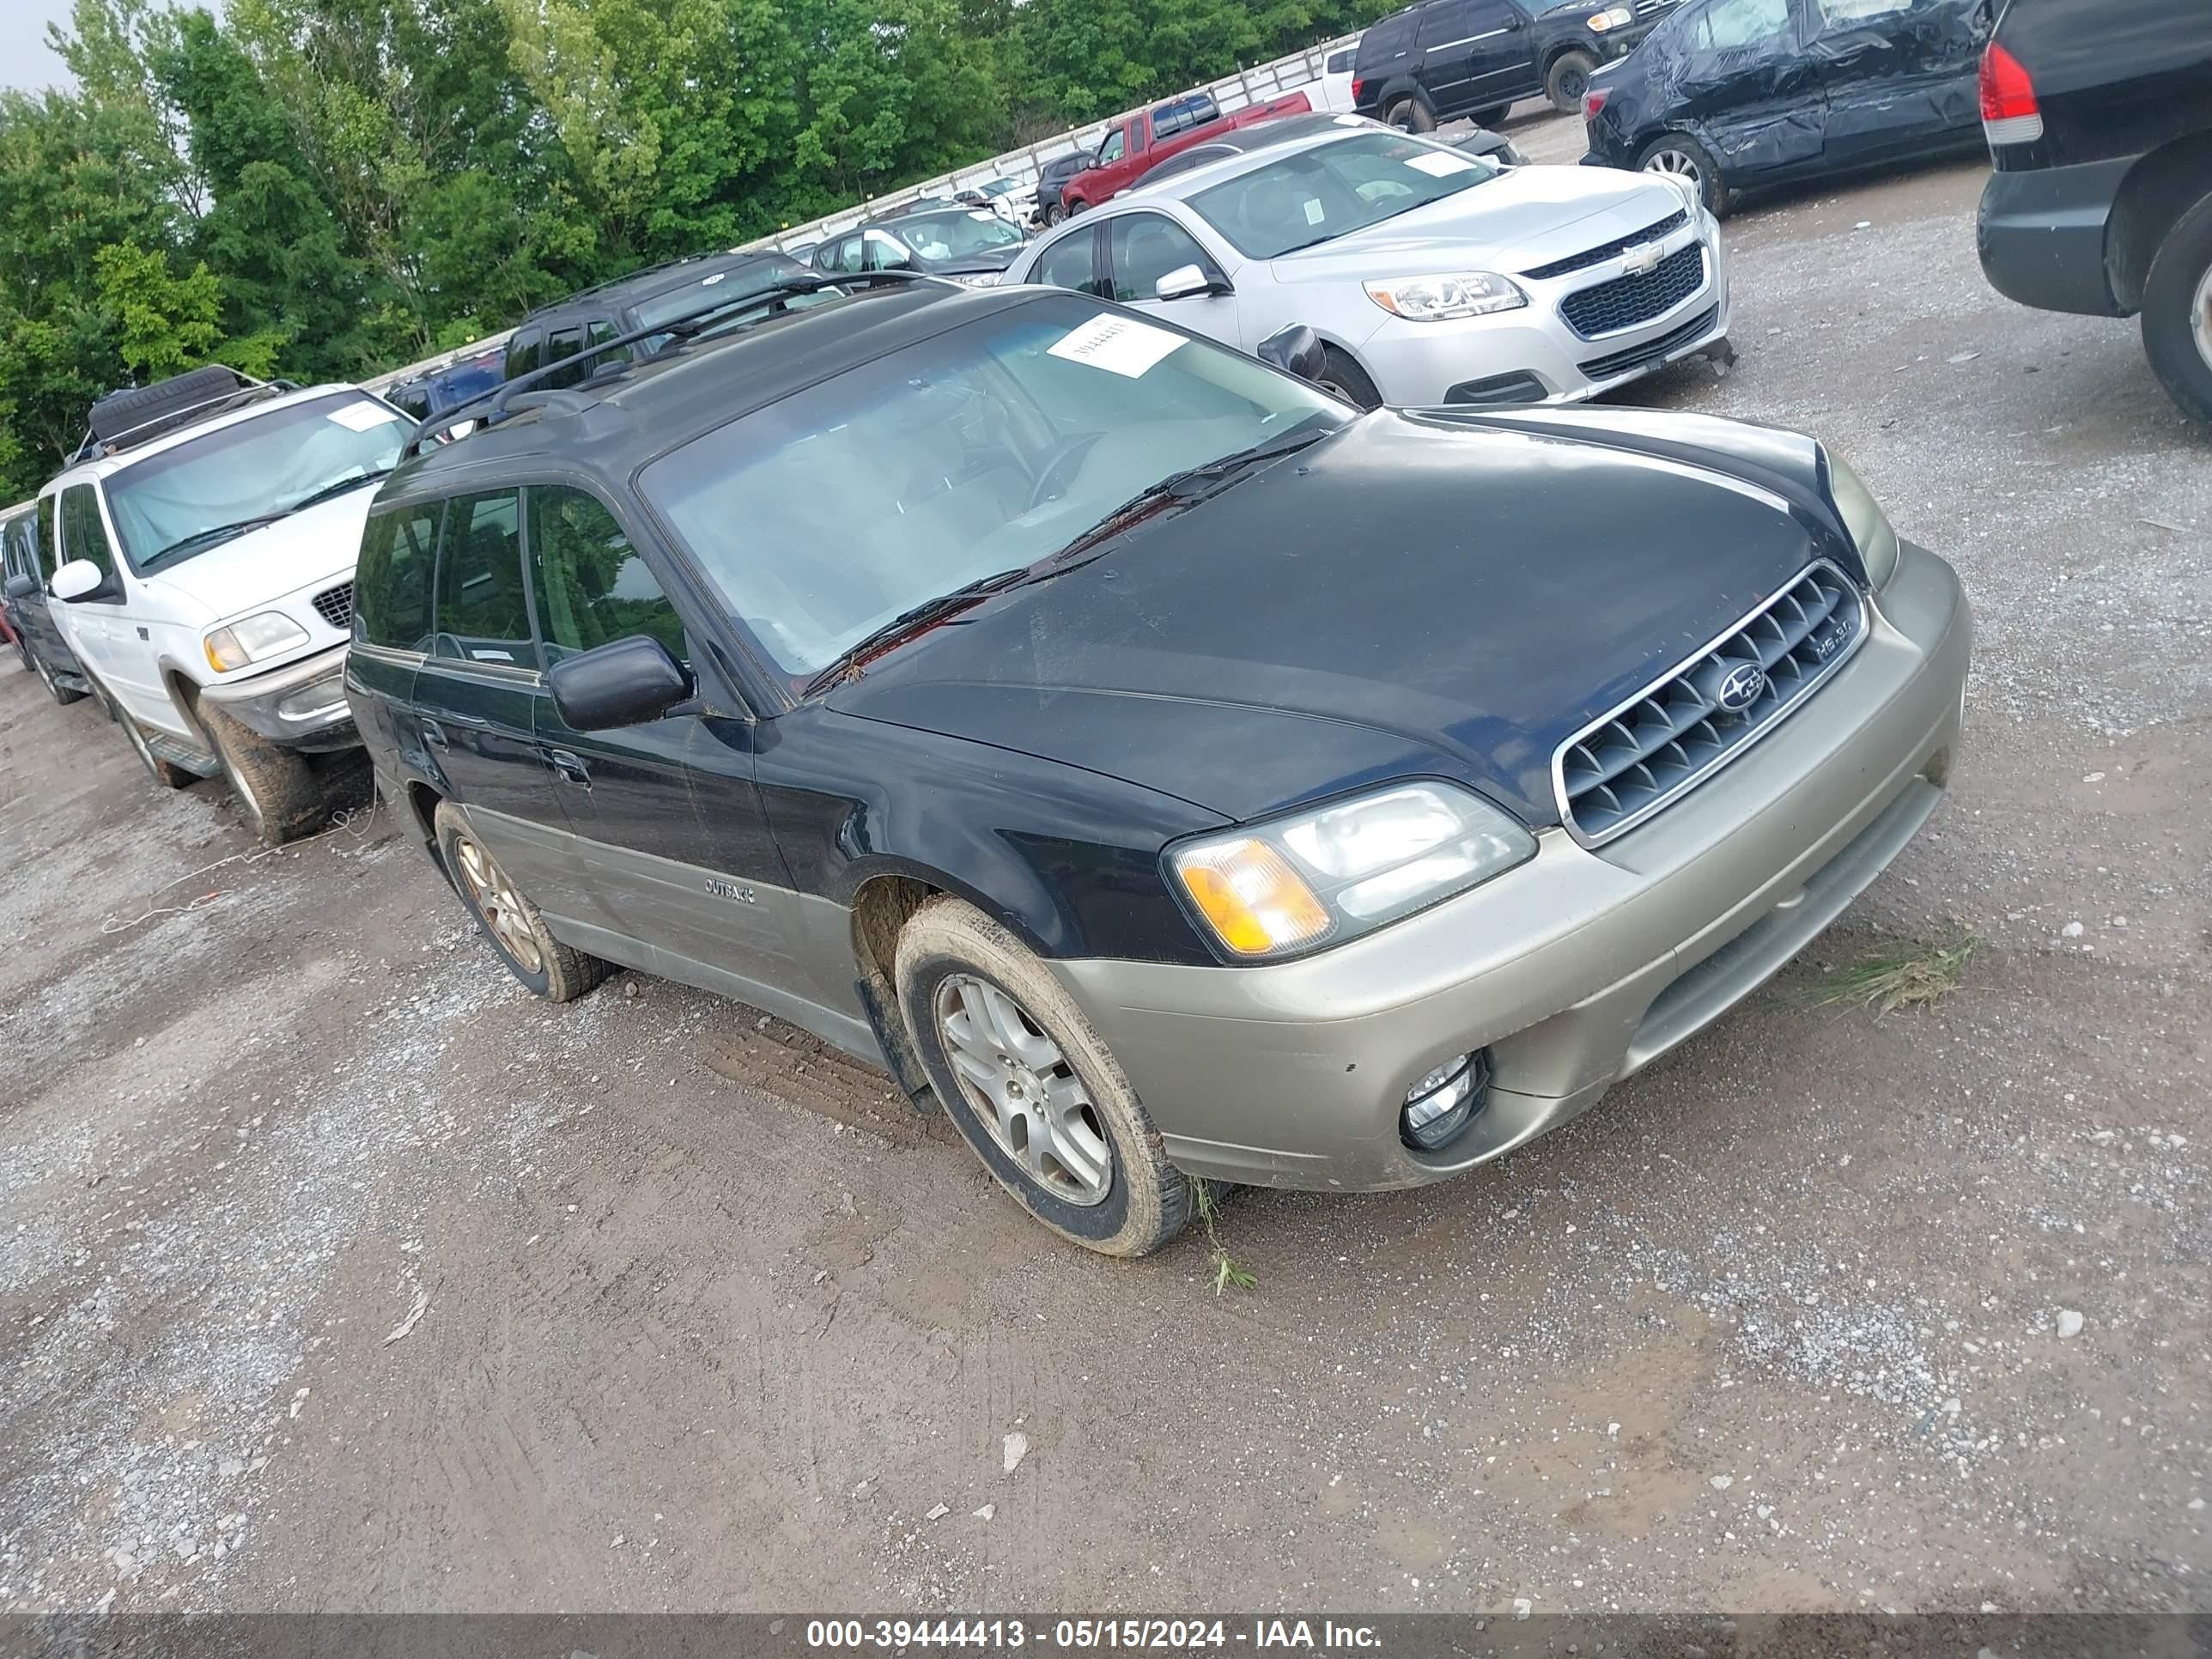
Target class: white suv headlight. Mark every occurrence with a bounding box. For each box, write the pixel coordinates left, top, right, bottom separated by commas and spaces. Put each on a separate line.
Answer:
1169, 781, 1538, 960
204, 610, 309, 672
1364, 272, 1526, 321
1824, 449, 1901, 589
1586, 5, 1635, 28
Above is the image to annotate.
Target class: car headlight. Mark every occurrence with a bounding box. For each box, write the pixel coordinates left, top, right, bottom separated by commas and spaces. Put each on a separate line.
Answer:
1824, 449, 1901, 589
948, 271, 1002, 288
1169, 781, 1538, 960
204, 611, 310, 672
1586, 5, 1635, 28
1364, 272, 1526, 322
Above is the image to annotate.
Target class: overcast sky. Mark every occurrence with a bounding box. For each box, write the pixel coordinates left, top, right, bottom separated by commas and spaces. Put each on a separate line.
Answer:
3, 0, 79, 93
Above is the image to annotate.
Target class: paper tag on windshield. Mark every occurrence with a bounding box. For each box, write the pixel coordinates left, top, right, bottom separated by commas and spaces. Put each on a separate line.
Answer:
328, 402, 404, 431
1404, 149, 1478, 178
1048, 313, 1187, 378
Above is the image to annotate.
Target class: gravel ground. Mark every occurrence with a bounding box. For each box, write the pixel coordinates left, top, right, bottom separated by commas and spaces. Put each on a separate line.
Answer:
1, 117, 2207, 1620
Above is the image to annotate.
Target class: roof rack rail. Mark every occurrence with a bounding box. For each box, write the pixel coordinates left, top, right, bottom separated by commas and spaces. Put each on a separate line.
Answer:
403, 270, 933, 458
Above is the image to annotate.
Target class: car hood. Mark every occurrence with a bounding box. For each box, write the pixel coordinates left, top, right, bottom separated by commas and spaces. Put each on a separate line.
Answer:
828, 410, 1844, 827
138, 486, 376, 626
1270, 165, 1691, 282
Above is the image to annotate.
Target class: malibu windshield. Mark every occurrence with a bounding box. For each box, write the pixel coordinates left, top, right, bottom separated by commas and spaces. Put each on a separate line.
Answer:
106, 392, 410, 573
641, 295, 1344, 678
1188, 133, 1500, 259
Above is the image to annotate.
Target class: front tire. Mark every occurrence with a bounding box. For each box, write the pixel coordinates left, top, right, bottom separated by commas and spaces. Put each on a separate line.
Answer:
1316, 345, 1382, 410
1638, 132, 1729, 216
433, 800, 609, 1002
2141, 191, 2212, 428
1546, 51, 1595, 113
1384, 96, 1437, 134
192, 699, 329, 848
894, 896, 1192, 1258
1043, 202, 1065, 227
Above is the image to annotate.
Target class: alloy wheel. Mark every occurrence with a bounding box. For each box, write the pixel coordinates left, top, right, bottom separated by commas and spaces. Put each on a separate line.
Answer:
934, 973, 1113, 1206
2193, 262, 2212, 374
453, 832, 544, 975
1644, 148, 1702, 189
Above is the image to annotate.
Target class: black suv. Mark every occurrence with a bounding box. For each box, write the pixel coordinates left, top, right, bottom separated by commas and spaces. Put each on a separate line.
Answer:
1353, 0, 1684, 125
2, 497, 93, 704
1976, 0, 2212, 426
502, 251, 812, 388
345, 270, 1970, 1259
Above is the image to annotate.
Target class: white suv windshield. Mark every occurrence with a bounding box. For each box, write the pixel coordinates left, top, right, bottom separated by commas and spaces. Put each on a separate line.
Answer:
106, 392, 409, 573
1188, 133, 1500, 258
641, 295, 1344, 679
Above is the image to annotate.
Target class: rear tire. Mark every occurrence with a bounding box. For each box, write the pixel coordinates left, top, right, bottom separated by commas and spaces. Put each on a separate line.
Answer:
2141, 191, 2212, 428
1473, 102, 1513, 127
434, 800, 609, 1002
191, 697, 328, 847
1546, 51, 1595, 113
1043, 202, 1065, 227
1316, 345, 1382, 410
1638, 132, 1729, 216
1384, 96, 1437, 133
894, 896, 1192, 1258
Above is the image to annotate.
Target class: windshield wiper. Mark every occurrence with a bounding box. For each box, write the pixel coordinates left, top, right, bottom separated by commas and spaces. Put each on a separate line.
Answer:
1017, 418, 1335, 586
286, 468, 392, 514
801, 566, 1030, 696
140, 514, 289, 569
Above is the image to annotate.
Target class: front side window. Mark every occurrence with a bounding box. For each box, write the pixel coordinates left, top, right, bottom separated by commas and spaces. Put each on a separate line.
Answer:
431, 489, 533, 666
100, 392, 409, 574
1692, 0, 1794, 50
640, 294, 1345, 679
58, 484, 118, 580
506, 328, 544, 379
1110, 214, 1219, 301
528, 485, 688, 669
1097, 127, 1127, 166
1188, 133, 1500, 258
355, 499, 442, 652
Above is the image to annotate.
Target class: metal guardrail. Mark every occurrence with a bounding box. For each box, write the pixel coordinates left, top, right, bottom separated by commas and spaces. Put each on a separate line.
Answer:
743, 32, 1361, 253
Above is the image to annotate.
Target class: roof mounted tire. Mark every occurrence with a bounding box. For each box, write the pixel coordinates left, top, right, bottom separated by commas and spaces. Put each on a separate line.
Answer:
86, 365, 255, 447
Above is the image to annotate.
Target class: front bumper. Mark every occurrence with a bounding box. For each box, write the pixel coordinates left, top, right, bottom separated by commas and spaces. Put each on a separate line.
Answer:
1052, 540, 1972, 1192
1978, 158, 2136, 319
198, 642, 359, 750
1352, 216, 1731, 405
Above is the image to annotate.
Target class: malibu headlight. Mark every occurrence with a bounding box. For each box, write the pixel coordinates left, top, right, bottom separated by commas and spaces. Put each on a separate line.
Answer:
1823, 449, 1901, 589
1585, 4, 1635, 27
948, 271, 1002, 289
1364, 272, 1525, 322
1168, 781, 1537, 961
204, 610, 309, 673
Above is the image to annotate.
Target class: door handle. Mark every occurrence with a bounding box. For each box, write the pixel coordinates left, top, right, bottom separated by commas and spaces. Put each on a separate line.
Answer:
545, 748, 591, 788
421, 719, 449, 750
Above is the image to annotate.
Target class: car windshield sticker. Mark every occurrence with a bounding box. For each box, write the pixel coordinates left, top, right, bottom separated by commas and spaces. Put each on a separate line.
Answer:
1303, 197, 1327, 225
1334, 113, 1369, 126
1048, 313, 1188, 378
1405, 150, 1478, 178
327, 402, 404, 432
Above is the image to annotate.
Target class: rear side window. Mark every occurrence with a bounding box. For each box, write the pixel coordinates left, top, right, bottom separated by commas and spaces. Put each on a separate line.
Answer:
1034, 228, 1104, 295
586, 319, 628, 371
390, 386, 432, 423
58, 484, 117, 580
35, 495, 58, 579
505, 327, 544, 380
1417, 0, 1477, 46
528, 485, 688, 669
431, 489, 533, 666
355, 500, 442, 652
1327, 48, 1357, 71
1358, 13, 1415, 60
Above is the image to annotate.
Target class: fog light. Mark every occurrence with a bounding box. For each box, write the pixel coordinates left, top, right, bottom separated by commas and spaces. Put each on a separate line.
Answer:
1400, 1049, 1492, 1152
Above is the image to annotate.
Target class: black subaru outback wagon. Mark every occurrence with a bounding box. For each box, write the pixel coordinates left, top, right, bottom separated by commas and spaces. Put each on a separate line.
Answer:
346, 272, 1969, 1257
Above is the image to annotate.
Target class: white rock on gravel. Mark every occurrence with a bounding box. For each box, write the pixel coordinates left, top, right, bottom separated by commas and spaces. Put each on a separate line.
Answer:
1710, 1475, 1734, 1491
2056, 1310, 2085, 1339
925, 1504, 949, 1521
1003, 1431, 1029, 1475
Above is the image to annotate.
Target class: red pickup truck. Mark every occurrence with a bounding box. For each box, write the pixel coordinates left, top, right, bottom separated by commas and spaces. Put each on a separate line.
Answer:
1060, 89, 1313, 216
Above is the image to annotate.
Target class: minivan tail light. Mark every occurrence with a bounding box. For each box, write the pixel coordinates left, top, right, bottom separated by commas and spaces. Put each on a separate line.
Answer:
1979, 43, 2042, 145
1583, 86, 1612, 123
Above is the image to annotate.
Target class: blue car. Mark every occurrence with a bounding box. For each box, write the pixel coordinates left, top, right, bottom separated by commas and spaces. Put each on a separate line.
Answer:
383, 349, 506, 428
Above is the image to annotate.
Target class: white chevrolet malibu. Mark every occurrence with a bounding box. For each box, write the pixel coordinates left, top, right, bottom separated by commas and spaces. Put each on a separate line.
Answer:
1001, 116, 1731, 409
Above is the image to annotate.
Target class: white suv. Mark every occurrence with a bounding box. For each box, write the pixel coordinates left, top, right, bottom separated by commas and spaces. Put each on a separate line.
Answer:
40, 367, 410, 843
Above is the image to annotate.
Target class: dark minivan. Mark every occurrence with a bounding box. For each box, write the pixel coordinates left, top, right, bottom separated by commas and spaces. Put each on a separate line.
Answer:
1353, 0, 1685, 127
503, 250, 813, 389
346, 272, 1968, 1260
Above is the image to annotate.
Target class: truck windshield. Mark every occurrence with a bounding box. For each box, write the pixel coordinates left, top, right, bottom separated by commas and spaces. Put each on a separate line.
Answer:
641, 294, 1344, 678
106, 392, 409, 573
1188, 132, 1499, 258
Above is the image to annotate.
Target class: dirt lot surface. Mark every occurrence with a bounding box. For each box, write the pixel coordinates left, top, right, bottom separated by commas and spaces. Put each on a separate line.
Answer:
3, 116, 2208, 1620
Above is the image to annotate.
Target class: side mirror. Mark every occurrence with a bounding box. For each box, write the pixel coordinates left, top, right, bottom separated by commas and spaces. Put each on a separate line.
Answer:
1152, 263, 1225, 301
3, 573, 34, 601
50, 558, 109, 603
547, 634, 695, 732
1256, 324, 1327, 384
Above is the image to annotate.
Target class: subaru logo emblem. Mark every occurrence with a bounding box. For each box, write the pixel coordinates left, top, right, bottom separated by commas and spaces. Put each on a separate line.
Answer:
1716, 663, 1766, 714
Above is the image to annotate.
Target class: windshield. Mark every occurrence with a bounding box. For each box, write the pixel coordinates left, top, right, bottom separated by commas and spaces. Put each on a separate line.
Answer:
888, 211, 1024, 262
641, 295, 1345, 678
630, 257, 808, 332
105, 392, 409, 572
1188, 132, 1500, 258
